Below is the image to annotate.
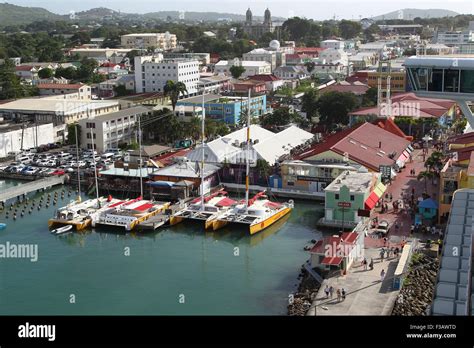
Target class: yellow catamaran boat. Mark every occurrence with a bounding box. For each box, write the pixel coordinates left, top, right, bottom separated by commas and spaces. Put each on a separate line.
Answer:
212, 88, 294, 234
169, 190, 235, 229
48, 196, 121, 231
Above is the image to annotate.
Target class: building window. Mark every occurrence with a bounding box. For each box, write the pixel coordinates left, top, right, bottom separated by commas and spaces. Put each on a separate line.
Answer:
335, 193, 339, 200
350, 195, 355, 201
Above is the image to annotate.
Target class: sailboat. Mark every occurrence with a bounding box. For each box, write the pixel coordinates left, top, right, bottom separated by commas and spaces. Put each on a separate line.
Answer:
169, 85, 234, 229
211, 89, 294, 235
48, 126, 121, 231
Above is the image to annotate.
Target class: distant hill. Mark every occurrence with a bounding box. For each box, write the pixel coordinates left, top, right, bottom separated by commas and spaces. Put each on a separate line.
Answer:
372, 8, 459, 20
0, 3, 62, 26
0, 3, 286, 26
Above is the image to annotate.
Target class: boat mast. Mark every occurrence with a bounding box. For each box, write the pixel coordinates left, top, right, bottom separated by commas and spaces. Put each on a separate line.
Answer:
90, 127, 100, 206
200, 84, 206, 211
245, 87, 251, 210
138, 113, 143, 198
75, 123, 81, 202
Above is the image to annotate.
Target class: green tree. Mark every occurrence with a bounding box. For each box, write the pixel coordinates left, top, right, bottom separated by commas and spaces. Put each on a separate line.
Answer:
67, 123, 81, 146
55, 66, 77, 80
417, 170, 434, 193
0, 59, 27, 99
163, 81, 188, 111
318, 91, 360, 129
361, 87, 378, 106
301, 89, 319, 120
338, 20, 362, 40
260, 107, 294, 128
113, 85, 131, 97
38, 67, 54, 79
229, 65, 246, 79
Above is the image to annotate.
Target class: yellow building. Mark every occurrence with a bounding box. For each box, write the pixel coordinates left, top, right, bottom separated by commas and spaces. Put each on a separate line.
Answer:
367, 71, 406, 92
439, 152, 474, 223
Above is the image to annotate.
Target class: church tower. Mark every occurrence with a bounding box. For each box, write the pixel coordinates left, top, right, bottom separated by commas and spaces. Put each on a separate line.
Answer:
264, 8, 272, 25
246, 8, 253, 24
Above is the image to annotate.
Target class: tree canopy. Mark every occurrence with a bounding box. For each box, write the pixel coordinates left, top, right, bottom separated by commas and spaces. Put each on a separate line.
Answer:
317, 91, 360, 129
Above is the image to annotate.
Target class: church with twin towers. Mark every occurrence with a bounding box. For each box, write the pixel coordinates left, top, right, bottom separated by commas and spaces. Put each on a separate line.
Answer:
243, 8, 275, 39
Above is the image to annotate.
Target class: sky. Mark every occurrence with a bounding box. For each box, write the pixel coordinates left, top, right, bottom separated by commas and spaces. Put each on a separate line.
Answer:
3, 0, 474, 19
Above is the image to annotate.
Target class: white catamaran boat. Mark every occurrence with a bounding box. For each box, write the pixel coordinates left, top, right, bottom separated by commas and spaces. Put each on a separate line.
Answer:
91, 197, 170, 231
169, 87, 235, 229
211, 88, 294, 235
48, 126, 121, 231
169, 190, 236, 229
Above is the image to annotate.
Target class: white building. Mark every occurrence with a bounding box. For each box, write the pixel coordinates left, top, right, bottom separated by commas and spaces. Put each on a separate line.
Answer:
0, 97, 120, 126
121, 33, 177, 50
273, 66, 310, 80
37, 83, 92, 100
321, 39, 344, 50
134, 55, 200, 95
0, 123, 55, 158
214, 59, 272, 78
243, 48, 278, 71
435, 24, 474, 46
69, 48, 134, 64
78, 106, 151, 152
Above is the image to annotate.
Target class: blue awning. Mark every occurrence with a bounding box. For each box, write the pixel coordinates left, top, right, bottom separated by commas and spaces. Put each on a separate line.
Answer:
419, 198, 438, 209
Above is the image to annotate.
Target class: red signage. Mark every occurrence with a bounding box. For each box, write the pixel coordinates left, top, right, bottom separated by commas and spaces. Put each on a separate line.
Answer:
338, 202, 351, 208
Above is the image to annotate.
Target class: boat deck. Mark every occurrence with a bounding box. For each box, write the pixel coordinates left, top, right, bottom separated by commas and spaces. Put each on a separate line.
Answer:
137, 203, 181, 231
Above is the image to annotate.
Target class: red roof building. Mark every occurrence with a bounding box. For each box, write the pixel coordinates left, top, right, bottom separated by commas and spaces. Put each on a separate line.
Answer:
310, 232, 361, 270
294, 47, 326, 57
349, 92, 457, 122
319, 81, 369, 96
295, 122, 412, 171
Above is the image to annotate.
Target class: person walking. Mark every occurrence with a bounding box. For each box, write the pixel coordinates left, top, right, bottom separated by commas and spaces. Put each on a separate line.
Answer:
336, 288, 341, 302
363, 258, 367, 271
324, 285, 330, 298
380, 269, 386, 282
329, 286, 334, 299
380, 248, 385, 261
341, 288, 346, 301
369, 258, 374, 270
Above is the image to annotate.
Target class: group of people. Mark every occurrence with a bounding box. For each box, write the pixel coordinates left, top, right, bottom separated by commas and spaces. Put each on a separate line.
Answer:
361, 257, 374, 271
409, 168, 416, 176
324, 285, 346, 302
379, 246, 401, 260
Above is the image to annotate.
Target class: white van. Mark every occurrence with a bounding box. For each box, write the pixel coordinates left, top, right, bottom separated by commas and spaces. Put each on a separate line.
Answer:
17, 156, 32, 165
57, 152, 72, 161
101, 153, 115, 161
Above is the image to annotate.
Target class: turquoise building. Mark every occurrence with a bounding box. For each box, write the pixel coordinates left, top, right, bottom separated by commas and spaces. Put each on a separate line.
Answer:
176, 93, 267, 125
323, 171, 382, 228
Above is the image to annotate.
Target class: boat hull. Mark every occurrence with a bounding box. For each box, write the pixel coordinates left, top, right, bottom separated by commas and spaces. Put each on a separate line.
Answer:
48, 218, 91, 231
249, 207, 292, 235
212, 219, 229, 231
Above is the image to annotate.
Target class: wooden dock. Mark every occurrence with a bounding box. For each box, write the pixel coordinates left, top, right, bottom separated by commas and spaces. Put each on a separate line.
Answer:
0, 176, 65, 206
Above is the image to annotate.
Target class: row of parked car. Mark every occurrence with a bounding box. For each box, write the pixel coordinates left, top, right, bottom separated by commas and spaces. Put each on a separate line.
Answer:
1, 147, 124, 177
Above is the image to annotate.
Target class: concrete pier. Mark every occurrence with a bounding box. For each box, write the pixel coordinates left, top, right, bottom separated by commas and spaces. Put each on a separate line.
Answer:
0, 176, 64, 206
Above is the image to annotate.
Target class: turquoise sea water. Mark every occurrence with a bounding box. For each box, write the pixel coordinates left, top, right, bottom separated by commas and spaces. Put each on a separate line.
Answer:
0, 180, 324, 315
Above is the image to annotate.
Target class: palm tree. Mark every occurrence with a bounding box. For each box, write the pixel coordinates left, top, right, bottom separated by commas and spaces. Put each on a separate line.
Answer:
417, 170, 434, 193
164, 81, 188, 112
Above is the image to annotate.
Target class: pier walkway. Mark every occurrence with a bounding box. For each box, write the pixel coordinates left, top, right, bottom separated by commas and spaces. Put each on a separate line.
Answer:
0, 176, 65, 205
307, 247, 401, 316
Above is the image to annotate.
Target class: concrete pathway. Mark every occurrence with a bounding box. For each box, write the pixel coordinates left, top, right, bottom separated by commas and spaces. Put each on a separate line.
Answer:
307, 248, 400, 316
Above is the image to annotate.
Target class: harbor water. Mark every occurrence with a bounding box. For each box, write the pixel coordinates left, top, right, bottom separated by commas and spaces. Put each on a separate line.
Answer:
0, 181, 325, 315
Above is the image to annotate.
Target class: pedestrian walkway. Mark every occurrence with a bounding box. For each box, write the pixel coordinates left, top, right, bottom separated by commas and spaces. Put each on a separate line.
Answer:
307, 248, 400, 316
367, 148, 439, 244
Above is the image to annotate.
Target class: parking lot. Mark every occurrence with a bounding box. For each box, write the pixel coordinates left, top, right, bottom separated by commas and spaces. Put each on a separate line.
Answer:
0, 144, 123, 179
